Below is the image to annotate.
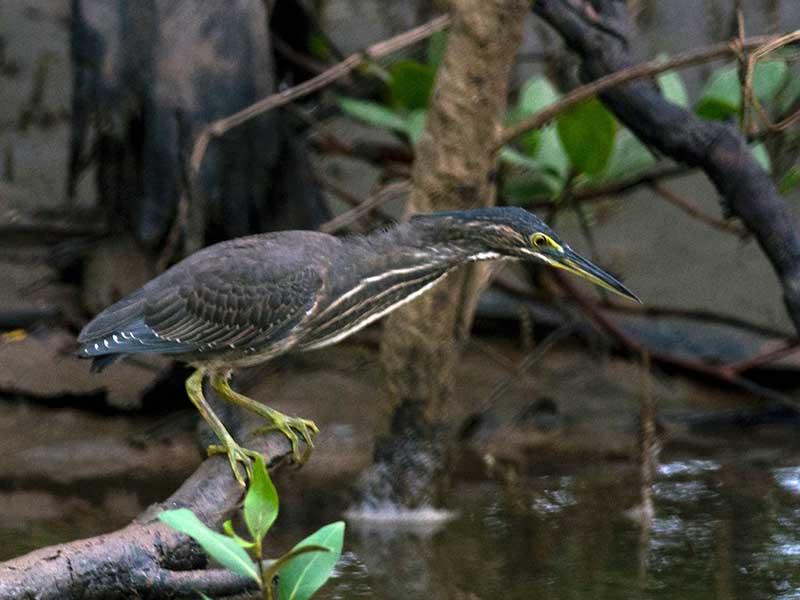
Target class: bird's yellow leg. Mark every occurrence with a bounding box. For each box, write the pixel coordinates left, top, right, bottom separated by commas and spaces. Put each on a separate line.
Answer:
209, 373, 319, 465
185, 368, 260, 485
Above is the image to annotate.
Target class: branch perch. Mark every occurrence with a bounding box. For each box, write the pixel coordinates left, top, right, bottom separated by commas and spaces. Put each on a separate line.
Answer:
0, 388, 296, 600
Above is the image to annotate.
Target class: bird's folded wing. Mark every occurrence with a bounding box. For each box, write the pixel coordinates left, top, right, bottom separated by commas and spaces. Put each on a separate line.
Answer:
142, 266, 323, 354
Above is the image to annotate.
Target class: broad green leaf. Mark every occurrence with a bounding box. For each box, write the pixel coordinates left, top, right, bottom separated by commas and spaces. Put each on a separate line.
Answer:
779, 167, 800, 195
696, 61, 789, 120
405, 110, 427, 144
500, 147, 542, 171
513, 76, 561, 156
198, 594, 214, 600
277, 521, 345, 600
536, 126, 569, 180
244, 455, 278, 542
427, 31, 447, 68
696, 67, 740, 120
388, 60, 436, 111
505, 108, 541, 156
752, 60, 788, 104
263, 545, 330, 589
518, 76, 560, 114
601, 129, 655, 182
337, 97, 408, 132
778, 75, 800, 115
500, 146, 564, 203
750, 142, 771, 173
158, 509, 260, 584
503, 173, 564, 204
556, 98, 617, 176
657, 70, 689, 108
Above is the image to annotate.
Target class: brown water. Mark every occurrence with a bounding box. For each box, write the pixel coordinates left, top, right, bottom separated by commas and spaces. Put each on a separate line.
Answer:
3, 446, 800, 599
261, 448, 800, 600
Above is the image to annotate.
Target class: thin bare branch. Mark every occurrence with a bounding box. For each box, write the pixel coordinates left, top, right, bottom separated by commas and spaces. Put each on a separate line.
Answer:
190, 15, 450, 174
649, 182, 749, 238
745, 31, 800, 132
319, 180, 411, 234
554, 272, 799, 412
496, 34, 778, 149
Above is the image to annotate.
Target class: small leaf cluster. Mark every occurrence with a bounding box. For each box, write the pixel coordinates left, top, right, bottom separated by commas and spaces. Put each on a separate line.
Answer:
337, 31, 444, 144
496, 56, 797, 204
335, 34, 800, 202
159, 456, 344, 600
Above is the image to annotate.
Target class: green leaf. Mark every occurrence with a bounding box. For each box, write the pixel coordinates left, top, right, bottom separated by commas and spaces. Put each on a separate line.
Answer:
500, 147, 565, 204
779, 166, 800, 195
500, 147, 541, 171
536, 126, 569, 180
337, 97, 408, 132
601, 129, 655, 182
427, 31, 447, 68
308, 33, 332, 62
277, 521, 345, 600
752, 60, 788, 104
159, 509, 260, 584
223, 520, 256, 549
696, 61, 788, 120
696, 67, 740, 120
263, 545, 330, 590
512, 76, 562, 156
777, 74, 800, 115
505, 108, 541, 156
503, 173, 564, 204
244, 455, 279, 542
657, 70, 689, 108
556, 98, 617, 176
198, 594, 214, 600
750, 142, 771, 173
405, 110, 427, 144
518, 76, 560, 114
388, 60, 436, 111
507, 76, 568, 182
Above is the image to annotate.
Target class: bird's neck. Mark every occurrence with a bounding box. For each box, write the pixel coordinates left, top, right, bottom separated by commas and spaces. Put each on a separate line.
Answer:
373, 219, 502, 265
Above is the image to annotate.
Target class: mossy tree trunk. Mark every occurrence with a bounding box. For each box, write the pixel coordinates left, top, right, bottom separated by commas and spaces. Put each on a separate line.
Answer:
380, 0, 528, 421
365, 0, 528, 507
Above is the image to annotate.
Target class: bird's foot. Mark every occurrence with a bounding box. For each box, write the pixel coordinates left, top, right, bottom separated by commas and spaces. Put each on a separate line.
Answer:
207, 442, 262, 486
255, 410, 319, 465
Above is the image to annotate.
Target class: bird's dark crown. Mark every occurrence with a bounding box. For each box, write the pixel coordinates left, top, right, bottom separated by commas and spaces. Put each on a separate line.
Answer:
408, 206, 562, 256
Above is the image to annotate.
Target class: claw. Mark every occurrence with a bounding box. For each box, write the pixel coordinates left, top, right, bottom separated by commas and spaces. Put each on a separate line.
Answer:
255, 415, 318, 465
208, 374, 319, 467
208, 442, 262, 486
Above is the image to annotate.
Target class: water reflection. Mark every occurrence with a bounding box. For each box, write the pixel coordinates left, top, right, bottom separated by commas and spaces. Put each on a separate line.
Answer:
293, 455, 800, 600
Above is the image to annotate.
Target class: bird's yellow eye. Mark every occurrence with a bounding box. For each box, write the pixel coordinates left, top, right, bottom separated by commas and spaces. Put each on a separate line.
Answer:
531, 233, 550, 248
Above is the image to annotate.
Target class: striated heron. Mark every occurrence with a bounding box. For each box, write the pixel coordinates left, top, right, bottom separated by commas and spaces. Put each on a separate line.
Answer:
78, 207, 639, 483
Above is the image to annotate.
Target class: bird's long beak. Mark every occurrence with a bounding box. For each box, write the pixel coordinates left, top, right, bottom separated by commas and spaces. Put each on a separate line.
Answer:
542, 248, 641, 303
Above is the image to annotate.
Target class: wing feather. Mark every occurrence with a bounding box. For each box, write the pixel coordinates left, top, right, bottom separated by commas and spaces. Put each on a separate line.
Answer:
78, 231, 335, 362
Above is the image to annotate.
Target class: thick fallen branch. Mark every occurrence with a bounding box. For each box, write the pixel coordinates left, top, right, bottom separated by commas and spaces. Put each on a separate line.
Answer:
532, 0, 800, 334
0, 391, 295, 600
554, 272, 800, 413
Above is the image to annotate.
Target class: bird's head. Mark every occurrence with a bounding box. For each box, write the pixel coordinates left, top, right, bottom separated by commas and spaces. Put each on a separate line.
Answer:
412, 207, 640, 303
